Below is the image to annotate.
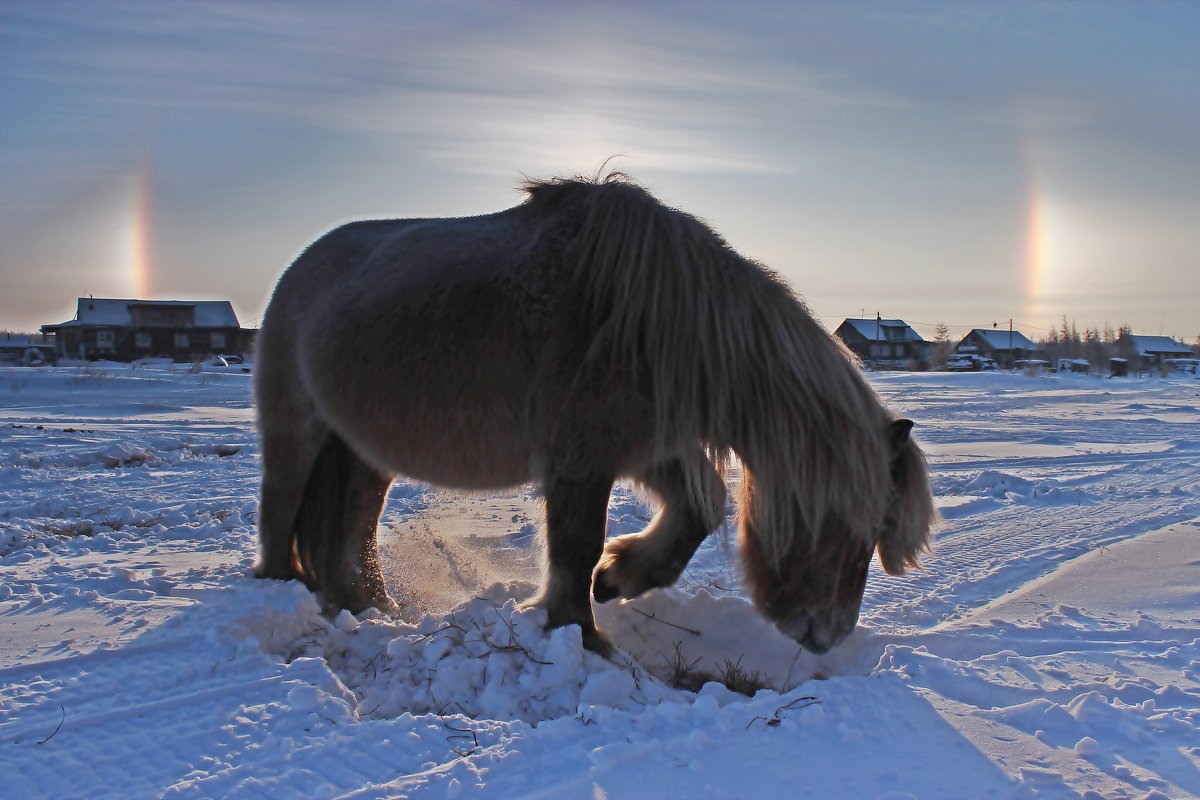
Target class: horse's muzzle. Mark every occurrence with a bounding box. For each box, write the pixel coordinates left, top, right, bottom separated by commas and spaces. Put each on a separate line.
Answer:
774, 609, 857, 654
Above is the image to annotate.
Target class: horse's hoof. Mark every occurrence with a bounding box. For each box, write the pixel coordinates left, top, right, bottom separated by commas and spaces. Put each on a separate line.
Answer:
359, 599, 401, 618
346, 594, 401, 618
593, 557, 669, 603
582, 627, 615, 658
251, 563, 296, 581
592, 570, 621, 604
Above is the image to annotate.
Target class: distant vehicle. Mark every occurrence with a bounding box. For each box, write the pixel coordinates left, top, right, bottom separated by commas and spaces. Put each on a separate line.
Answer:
945, 353, 997, 372
1165, 358, 1199, 375
1054, 358, 1089, 374
1016, 359, 1050, 374
205, 354, 251, 373
22, 347, 46, 367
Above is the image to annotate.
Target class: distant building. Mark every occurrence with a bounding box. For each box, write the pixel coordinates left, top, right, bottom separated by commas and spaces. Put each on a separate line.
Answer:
956, 328, 1042, 368
0, 332, 56, 365
41, 298, 256, 362
1120, 334, 1193, 370
835, 318, 930, 369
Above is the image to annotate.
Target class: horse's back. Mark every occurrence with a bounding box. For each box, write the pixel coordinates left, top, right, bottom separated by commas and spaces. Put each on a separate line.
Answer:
259, 209, 557, 488
273, 213, 520, 305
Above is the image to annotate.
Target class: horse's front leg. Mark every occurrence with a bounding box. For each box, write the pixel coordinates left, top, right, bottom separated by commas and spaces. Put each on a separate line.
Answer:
530, 474, 614, 655
593, 450, 726, 603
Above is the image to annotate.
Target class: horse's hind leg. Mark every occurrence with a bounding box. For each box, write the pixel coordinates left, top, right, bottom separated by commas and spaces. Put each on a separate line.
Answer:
255, 410, 327, 582
593, 449, 726, 603
292, 432, 395, 615
530, 474, 614, 654
334, 444, 394, 614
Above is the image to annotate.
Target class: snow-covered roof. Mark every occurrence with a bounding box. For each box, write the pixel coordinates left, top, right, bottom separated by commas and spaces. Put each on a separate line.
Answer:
1129, 335, 1193, 356
0, 334, 33, 348
966, 328, 1040, 352
47, 298, 241, 329
838, 318, 926, 343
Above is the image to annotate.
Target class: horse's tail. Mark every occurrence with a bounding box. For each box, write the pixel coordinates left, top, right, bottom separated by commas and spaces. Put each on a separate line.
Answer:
289, 431, 394, 613
291, 432, 356, 596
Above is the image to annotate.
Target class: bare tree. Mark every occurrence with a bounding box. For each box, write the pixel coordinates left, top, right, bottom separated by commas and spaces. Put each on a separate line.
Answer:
931, 322, 952, 369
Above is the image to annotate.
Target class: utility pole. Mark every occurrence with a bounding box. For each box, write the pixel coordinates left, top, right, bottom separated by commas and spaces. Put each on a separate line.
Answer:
875, 311, 881, 371
1009, 319, 1014, 370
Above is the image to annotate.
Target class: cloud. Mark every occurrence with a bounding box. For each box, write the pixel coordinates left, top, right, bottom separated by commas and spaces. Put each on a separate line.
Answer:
284, 14, 919, 178
5, 1, 919, 178
2, 1, 1197, 336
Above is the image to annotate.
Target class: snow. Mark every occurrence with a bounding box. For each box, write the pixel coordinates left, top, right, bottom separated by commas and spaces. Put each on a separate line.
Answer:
1, 363, 1198, 799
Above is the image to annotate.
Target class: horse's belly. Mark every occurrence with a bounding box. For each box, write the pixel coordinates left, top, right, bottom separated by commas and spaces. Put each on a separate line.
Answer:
334, 402, 536, 491
295, 259, 553, 489
384, 436, 533, 490
393, 458, 532, 491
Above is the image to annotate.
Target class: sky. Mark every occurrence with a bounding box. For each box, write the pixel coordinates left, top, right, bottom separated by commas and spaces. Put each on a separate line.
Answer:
2, 1, 1198, 343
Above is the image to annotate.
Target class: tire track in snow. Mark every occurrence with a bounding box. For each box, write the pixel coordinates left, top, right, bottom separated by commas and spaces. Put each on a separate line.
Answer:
863, 393, 1200, 632
866, 472, 1200, 621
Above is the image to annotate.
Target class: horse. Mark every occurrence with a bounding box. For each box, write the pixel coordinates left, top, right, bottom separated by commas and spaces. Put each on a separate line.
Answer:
253, 172, 936, 655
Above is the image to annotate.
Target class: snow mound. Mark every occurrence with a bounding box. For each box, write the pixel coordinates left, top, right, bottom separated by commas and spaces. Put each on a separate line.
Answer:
940, 469, 1093, 505
6, 436, 246, 470
238, 580, 894, 727
597, 585, 886, 689
243, 583, 679, 724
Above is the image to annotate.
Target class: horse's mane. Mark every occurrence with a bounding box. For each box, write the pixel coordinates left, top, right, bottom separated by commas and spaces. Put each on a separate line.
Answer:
521, 173, 932, 571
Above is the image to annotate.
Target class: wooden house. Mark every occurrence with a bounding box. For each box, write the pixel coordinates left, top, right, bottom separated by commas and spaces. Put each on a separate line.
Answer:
834, 317, 930, 369
956, 328, 1041, 368
41, 298, 256, 363
1120, 334, 1194, 371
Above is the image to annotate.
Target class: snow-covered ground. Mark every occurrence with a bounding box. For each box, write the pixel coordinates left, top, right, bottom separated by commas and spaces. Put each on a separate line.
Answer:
1, 364, 1197, 799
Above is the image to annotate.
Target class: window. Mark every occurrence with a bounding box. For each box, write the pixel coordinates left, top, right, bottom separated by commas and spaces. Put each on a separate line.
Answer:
210, 332, 226, 350
96, 330, 115, 350
174, 333, 190, 350
135, 332, 152, 349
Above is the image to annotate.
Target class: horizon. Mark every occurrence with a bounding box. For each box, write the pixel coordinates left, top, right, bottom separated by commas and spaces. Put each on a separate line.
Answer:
3, 2, 1198, 340
6, 297, 1193, 350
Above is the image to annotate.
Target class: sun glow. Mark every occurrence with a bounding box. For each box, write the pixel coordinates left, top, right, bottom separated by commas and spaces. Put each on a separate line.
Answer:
1025, 180, 1050, 312
1021, 136, 1067, 324
126, 162, 153, 299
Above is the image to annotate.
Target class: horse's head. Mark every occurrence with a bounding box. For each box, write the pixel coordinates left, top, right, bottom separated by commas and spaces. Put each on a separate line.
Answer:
739, 418, 934, 653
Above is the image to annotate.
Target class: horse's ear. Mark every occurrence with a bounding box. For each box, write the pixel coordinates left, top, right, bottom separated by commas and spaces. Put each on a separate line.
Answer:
889, 418, 915, 449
